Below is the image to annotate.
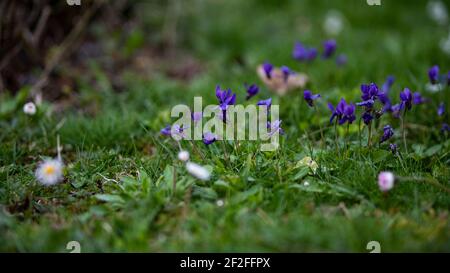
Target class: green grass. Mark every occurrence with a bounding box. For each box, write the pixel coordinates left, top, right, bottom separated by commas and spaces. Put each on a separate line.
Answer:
1, 0, 450, 252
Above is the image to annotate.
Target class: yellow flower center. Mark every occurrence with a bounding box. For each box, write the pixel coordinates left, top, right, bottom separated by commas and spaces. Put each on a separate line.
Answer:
44, 165, 55, 175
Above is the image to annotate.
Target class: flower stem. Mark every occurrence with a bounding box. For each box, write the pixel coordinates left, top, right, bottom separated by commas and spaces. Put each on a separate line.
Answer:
345, 123, 349, 153
367, 122, 372, 148
235, 139, 241, 154
358, 118, 362, 149
221, 140, 229, 164
402, 110, 408, 153
172, 164, 177, 196
190, 140, 205, 161
334, 118, 339, 155
397, 153, 407, 172
57, 134, 62, 161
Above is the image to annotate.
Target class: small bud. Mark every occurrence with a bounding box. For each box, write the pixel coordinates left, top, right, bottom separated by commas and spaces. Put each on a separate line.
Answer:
177, 150, 190, 162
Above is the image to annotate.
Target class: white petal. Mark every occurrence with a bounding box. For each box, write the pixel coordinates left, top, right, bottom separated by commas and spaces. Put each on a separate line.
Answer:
186, 162, 210, 181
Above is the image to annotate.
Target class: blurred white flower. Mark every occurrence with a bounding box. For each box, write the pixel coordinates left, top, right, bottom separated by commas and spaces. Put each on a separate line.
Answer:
186, 162, 210, 181
440, 30, 450, 55
427, 0, 448, 25
323, 10, 344, 36
216, 199, 224, 207
378, 171, 395, 192
425, 82, 443, 93
177, 150, 190, 162
35, 158, 64, 186
23, 102, 36, 115
303, 181, 310, 187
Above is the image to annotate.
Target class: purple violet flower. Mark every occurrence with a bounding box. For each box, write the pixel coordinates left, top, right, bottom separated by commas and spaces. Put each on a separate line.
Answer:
400, 88, 413, 110
328, 99, 346, 124
380, 125, 394, 143
216, 85, 236, 111
202, 132, 217, 145
381, 75, 395, 93
303, 90, 321, 107
191, 111, 203, 124
262, 62, 273, 79
280, 66, 291, 82
257, 98, 272, 109
356, 99, 375, 109
292, 42, 307, 61
245, 83, 259, 100
336, 54, 347, 66
362, 111, 373, 125
448, 71, 450, 85
378, 91, 392, 112
329, 98, 355, 125
428, 65, 439, 84
340, 103, 356, 125
357, 82, 381, 122
171, 124, 188, 138
292, 42, 317, 62
306, 48, 318, 61
322, 39, 337, 58
160, 125, 172, 136
438, 102, 445, 116
391, 103, 402, 118
361, 83, 379, 101
389, 143, 398, 154
413, 92, 427, 105
378, 91, 390, 104
267, 120, 284, 137
442, 123, 450, 132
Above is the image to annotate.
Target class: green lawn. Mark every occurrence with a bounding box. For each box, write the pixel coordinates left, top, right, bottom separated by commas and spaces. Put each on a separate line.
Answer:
0, 0, 449, 252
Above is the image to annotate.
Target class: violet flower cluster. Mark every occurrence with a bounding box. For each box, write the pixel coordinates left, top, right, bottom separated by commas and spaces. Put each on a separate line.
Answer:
292, 39, 342, 65
160, 83, 284, 147
303, 90, 321, 107
328, 98, 355, 125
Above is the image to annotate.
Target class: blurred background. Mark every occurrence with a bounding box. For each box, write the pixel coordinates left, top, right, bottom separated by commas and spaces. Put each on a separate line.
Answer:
2, 0, 450, 101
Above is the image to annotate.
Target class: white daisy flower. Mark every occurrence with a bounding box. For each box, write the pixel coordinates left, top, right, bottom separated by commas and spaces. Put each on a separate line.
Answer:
23, 102, 37, 115
216, 199, 224, 207
178, 150, 190, 162
186, 162, 210, 181
35, 159, 64, 186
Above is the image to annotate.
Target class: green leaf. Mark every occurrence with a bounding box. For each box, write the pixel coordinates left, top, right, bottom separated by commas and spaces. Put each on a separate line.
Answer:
139, 169, 152, 193
192, 186, 218, 200
372, 150, 390, 163
95, 194, 125, 204
292, 166, 309, 181
161, 165, 175, 189
412, 144, 426, 158
424, 144, 441, 157
71, 180, 87, 189
213, 180, 231, 192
